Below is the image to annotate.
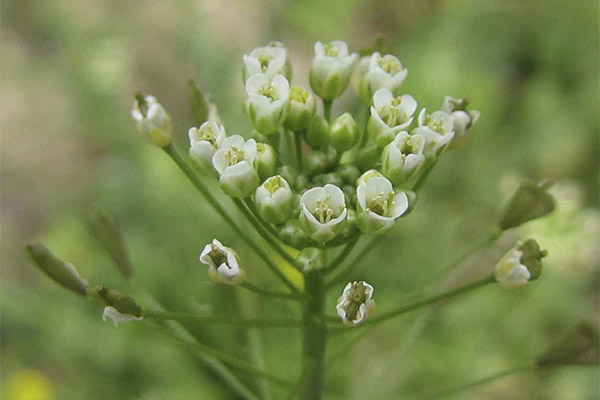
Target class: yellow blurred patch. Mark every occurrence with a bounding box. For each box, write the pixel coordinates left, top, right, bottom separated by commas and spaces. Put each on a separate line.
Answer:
5, 370, 55, 400
274, 246, 304, 291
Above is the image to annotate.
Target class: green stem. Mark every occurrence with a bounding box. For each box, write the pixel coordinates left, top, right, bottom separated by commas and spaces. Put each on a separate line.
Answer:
325, 236, 380, 289
156, 325, 293, 387
323, 99, 333, 122
329, 275, 495, 332
323, 239, 359, 274
438, 229, 502, 278
416, 365, 532, 400
299, 270, 327, 400
411, 159, 438, 192
163, 144, 299, 293
240, 281, 301, 300
241, 197, 285, 242
234, 198, 300, 269
295, 130, 304, 171
358, 106, 371, 149
147, 310, 302, 328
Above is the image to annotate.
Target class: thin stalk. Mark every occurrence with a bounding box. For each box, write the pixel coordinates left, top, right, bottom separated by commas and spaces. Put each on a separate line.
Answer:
163, 144, 299, 293
241, 198, 285, 243
295, 130, 304, 171
240, 281, 301, 300
323, 239, 360, 274
234, 198, 300, 269
156, 325, 294, 387
299, 270, 327, 400
326, 236, 380, 289
358, 106, 371, 148
410, 159, 437, 192
416, 364, 532, 400
438, 229, 502, 278
282, 367, 309, 400
323, 99, 333, 122
329, 275, 495, 333
147, 310, 302, 328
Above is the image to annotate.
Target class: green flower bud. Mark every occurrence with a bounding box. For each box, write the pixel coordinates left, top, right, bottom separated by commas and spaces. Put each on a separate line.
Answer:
357, 145, 382, 171
309, 41, 358, 100
306, 151, 330, 175
295, 173, 310, 191
131, 94, 172, 147
96, 286, 144, 317
87, 205, 132, 279
278, 219, 311, 248
296, 247, 327, 272
499, 180, 555, 230
494, 239, 547, 288
329, 112, 359, 151
255, 143, 277, 181
254, 175, 294, 225
26, 244, 88, 296
276, 165, 298, 188
305, 115, 330, 149
321, 172, 344, 187
285, 86, 316, 131
338, 163, 361, 185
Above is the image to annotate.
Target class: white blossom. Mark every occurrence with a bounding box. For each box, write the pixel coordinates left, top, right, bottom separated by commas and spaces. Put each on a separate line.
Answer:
131, 95, 172, 147
367, 88, 418, 147
494, 248, 531, 288
381, 131, 426, 187
356, 176, 409, 233
200, 239, 245, 285
299, 184, 347, 243
243, 42, 290, 82
336, 281, 376, 326
360, 52, 408, 104
212, 135, 259, 198
441, 96, 480, 148
411, 108, 455, 159
102, 306, 143, 326
309, 41, 357, 100
188, 120, 226, 174
246, 74, 290, 135
255, 175, 294, 225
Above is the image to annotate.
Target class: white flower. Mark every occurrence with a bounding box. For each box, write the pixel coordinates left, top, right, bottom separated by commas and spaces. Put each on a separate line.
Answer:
411, 108, 455, 159
356, 176, 409, 233
243, 42, 290, 82
309, 41, 358, 100
299, 184, 347, 243
441, 96, 480, 148
367, 88, 418, 148
212, 135, 259, 198
381, 131, 426, 187
255, 175, 294, 225
188, 120, 226, 174
494, 249, 531, 288
246, 74, 290, 135
285, 86, 316, 131
131, 95, 172, 147
360, 52, 408, 104
200, 239, 245, 285
336, 281, 376, 326
102, 306, 143, 326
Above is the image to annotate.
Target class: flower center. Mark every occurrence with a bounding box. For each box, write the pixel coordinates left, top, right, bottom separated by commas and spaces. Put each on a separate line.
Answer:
135, 93, 149, 117
225, 146, 245, 166
398, 135, 422, 155
383, 102, 408, 127
264, 176, 282, 195
366, 191, 395, 217
258, 84, 278, 102
324, 43, 339, 57
425, 115, 446, 133
378, 57, 401, 75
199, 126, 217, 145
209, 245, 229, 269
313, 195, 335, 224
257, 52, 274, 72
290, 86, 309, 103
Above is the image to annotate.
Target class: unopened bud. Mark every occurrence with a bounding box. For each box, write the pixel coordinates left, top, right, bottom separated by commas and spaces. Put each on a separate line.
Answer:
131, 94, 172, 147
96, 286, 143, 317
329, 112, 359, 151
26, 244, 88, 296
499, 180, 555, 230
494, 239, 547, 288
305, 115, 330, 149
255, 143, 277, 181
285, 86, 316, 131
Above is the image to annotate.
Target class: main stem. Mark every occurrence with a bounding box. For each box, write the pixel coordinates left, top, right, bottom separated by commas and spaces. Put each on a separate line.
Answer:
299, 270, 327, 400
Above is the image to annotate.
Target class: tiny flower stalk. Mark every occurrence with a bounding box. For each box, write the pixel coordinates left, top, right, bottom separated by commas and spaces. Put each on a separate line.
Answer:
131, 94, 172, 147
336, 281, 376, 326
494, 239, 547, 288
200, 239, 245, 285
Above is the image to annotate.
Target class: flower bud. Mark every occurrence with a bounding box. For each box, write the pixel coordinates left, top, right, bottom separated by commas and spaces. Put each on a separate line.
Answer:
200, 239, 245, 285
26, 244, 88, 296
367, 88, 417, 148
411, 109, 455, 160
499, 180, 555, 230
254, 175, 294, 225
285, 86, 316, 131
189, 120, 226, 175
131, 94, 172, 147
278, 219, 311, 248
212, 135, 260, 198
299, 184, 347, 243
96, 285, 144, 317
359, 52, 408, 105
255, 143, 277, 181
357, 145, 382, 171
329, 112, 359, 151
296, 247, 327, 272
441, 96, 480, 149
276, 165, 298, 188
305, 115, 330, 149
336, 281, 375, 326
381, 131, 426, 187
494, 239, 547, 288
338, 163, 360, 185
246, 74, 290, 135
356, 176, 410, 233
309, 41, 358, 100
305, 151, 330, 175
243, 42, 291, 82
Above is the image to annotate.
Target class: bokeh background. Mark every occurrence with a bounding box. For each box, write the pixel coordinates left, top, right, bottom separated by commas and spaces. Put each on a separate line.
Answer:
2, 0, 599, 399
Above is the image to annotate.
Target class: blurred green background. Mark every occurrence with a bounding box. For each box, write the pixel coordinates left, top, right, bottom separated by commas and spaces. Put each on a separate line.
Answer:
2, 0, 598, 399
